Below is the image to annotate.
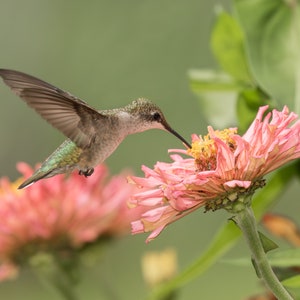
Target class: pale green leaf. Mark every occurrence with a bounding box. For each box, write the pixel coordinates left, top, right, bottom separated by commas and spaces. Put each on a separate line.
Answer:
189, 69, 241, 92
234, 0, 300, 112
282, 275, 300, 288
268, 249, 300, 267
188, 69, 238, 127
210, 10, 254, 84
237, 88, 271, 132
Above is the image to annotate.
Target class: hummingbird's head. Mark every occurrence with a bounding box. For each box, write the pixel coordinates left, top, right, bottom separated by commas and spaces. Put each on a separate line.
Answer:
124, 98, 191, 148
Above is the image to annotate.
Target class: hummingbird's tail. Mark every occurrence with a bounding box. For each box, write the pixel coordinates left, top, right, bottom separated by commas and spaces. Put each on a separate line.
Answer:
18, 169, 53, 189
18, 139, 82, 189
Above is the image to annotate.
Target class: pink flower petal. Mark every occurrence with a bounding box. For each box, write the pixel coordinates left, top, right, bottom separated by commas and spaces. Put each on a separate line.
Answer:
224, 180, 252, 189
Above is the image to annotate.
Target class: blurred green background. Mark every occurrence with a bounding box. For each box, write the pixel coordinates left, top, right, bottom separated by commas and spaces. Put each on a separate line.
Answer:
1, 1, 299, 299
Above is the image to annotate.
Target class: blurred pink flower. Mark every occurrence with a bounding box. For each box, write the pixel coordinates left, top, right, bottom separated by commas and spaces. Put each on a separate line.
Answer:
129, 106, 300, 242
0, 163, 140, 280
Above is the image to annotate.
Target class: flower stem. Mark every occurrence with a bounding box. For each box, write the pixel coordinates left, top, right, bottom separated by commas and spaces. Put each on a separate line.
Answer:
234, 205, 293, 300
30, 253, 79, 300
34, 267, 79, 300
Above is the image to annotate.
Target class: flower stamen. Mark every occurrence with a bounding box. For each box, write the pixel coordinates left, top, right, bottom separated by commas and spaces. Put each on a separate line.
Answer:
188, 127, 237, 171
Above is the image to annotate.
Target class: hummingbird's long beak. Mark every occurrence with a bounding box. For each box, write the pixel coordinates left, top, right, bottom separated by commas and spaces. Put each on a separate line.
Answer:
164, 124, 191, 149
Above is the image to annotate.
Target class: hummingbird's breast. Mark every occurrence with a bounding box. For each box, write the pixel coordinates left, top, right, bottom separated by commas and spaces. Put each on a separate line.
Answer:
78, 122, 126, 170
77, 110, 135, 171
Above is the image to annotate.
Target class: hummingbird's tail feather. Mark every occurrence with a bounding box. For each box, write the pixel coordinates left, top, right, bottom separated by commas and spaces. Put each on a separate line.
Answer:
18, 170, 53, 189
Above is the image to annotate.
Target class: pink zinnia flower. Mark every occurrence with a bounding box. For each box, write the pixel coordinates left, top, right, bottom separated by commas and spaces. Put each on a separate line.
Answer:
0, 163, 140, 280
129, 106, 300, 242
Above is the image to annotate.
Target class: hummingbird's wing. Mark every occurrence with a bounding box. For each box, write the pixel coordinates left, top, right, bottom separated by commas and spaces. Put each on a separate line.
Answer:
0, 69, 107, 148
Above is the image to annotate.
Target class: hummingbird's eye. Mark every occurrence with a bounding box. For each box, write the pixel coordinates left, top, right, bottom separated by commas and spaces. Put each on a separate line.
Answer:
152, 111, 162, 122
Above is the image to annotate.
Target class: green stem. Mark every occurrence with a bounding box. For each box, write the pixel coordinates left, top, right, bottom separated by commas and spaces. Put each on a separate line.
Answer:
30, 253, 79, 300
235, 205, 293, 300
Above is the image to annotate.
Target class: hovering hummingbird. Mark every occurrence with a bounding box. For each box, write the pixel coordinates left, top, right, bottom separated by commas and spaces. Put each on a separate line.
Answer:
0, 69, 191, 189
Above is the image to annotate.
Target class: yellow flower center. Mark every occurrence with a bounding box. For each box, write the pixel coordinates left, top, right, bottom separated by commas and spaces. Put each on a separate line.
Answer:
187, 127, 237, 171
0, 178, 24, 196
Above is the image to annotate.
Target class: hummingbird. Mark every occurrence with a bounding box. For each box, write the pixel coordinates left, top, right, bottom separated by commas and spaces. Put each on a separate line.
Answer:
0, 69, 191, 189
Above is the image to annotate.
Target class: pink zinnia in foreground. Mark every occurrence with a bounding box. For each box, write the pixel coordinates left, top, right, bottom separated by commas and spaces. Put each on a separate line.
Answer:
0, 163, 139, 280
129, 106, 300, 242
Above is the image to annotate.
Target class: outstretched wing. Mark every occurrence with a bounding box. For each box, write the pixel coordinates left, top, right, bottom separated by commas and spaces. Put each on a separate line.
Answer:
0, 69, 106, 148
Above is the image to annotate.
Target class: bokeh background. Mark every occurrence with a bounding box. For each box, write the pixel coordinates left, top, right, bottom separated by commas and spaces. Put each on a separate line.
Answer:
0, 1, 299, 299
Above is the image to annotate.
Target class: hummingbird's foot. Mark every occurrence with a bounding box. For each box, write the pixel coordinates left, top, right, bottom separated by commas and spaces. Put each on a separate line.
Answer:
79, 168, 94, 177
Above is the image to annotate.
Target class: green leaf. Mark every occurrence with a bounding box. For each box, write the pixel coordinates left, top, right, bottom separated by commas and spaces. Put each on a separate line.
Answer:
258, 231, 279, 253
189, 69, 242, 92
282, 275, 300, 288
252, 163, 297, 219
221, 257, 252, 266
251, 257, 262, 278
29, 252, 80, 300
221, 245, 299, 268
188, 69, 239, 127
237, 87, 272, 132
210, 10, 254, 84
268, 249, 300, 268
234, 0, 300, 113
146, 164, 297, 300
